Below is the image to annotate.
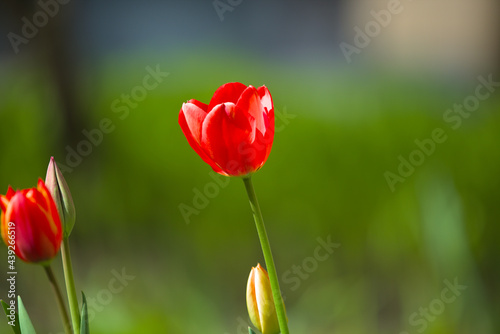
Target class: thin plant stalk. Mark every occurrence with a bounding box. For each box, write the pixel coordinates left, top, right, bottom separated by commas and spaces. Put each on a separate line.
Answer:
243, 176, 289, 334
44, 265, 72, 334
61, 238, 80, 334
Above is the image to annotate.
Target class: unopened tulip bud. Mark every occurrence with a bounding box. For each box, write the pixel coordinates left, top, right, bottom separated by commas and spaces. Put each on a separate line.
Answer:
246, 264, 280, 334
45, 156, 76, 238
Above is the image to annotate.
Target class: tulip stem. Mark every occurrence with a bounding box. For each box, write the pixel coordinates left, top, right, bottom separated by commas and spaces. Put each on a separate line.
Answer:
243, 176, 289, 334
61, 238, 81, 334
44, 265, 72, 334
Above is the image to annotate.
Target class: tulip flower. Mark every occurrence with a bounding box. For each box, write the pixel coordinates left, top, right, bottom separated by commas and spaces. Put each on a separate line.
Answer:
179, 82, 274, 177
45, 156, 76, 238
0, 179, 62, 264
179, 83, 289, 334
247, 264, 280, 334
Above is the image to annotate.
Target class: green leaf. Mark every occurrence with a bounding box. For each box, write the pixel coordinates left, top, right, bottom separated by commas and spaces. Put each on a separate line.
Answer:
80, 292, 89, 334
1, 299, 21, 334
248, 326, 257, 334
17, 296, 37, 334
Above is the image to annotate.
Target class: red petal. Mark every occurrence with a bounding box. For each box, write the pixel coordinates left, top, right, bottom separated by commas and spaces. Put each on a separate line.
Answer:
8, 194, 33, 262
28, 186, 48, 212
236, 86, 267, 139
201, 103, 232, 173
181, 101, 209, 144
179, 105, 225, 175
38, 178, 62, 237
225, 123, 256, 175
257, 86, 273, 115
205, 102, 269, 176
252, 124, 274, 172
207, 82, 247, 112
6, 186, 15, 200
10, 188, 61, 263
187, 99, 208, 112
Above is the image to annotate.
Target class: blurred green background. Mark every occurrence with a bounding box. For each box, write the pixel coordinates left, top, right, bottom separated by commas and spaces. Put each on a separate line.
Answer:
0, 1, 499, 334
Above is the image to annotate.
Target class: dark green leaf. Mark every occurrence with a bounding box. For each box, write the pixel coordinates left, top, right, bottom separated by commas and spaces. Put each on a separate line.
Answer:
1, 299, 21, 334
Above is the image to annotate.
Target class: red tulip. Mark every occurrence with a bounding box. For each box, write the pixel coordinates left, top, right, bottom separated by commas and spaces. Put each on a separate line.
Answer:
179, 82, 275, 177
0, 179, 63, 264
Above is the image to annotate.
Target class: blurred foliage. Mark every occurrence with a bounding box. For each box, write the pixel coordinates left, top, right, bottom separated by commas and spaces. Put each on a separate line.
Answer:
0, 50, 499, 334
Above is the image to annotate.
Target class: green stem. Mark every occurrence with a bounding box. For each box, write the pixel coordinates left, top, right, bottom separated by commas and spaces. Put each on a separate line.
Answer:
44, 265, 72, 334
61, 238, 80, 334
243, 176, 289, 334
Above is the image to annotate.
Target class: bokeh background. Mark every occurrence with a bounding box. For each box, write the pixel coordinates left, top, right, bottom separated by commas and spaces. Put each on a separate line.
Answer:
0, 0, 499, 333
